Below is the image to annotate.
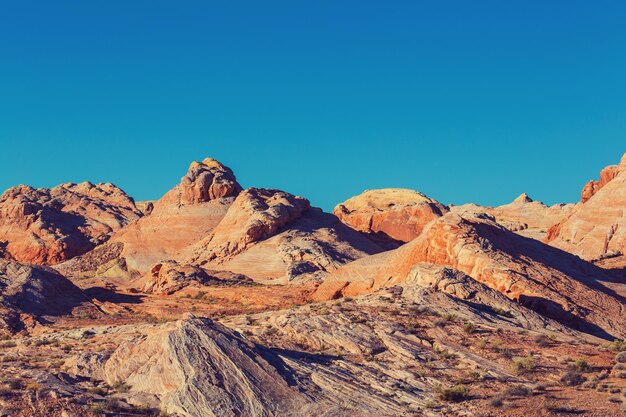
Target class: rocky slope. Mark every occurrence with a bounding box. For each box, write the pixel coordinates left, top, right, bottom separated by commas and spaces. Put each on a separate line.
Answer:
546, 153, 626, 262
317, 211, 626, 339
334, 188, 448, 243
57, 159, 242, 280
0, 260, 97, 334
184, 188, 384, 283
0, 182, 142, 264
451, 194, 575, 241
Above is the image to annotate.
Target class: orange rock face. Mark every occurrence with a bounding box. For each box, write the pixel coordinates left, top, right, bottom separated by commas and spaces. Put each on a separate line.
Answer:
0, 182, 142, 265
546, 153, 626, 261
100, 158, 242, 273
581, 165, 619, 203
191, 188, 310, 262
452, 193, 575, 241
160, 158, 242, 205
333, 189, 448, 242
319, 211, 626, 338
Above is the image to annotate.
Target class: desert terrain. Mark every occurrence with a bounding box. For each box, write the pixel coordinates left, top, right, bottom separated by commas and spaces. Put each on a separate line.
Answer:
2, 155, 626, 416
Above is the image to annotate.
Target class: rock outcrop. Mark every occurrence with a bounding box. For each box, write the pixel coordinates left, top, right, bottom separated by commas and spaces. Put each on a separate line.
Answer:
160, 158, 242, 205
546, 153, 626, 261
334, 188, 448, 242
0, 260, 96, 334
71, 314, 431, 417
192, 188, 311, 262
190, 204, 384, 282
451, 194, 574, 241
317, 211, 626, 339
61, 159, 242, 277
0, 182, 142, 265
580, 156, 625, 202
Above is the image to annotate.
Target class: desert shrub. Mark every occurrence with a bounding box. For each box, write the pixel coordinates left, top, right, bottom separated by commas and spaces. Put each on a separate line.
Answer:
489, 395, 505, 407
464, 323, 477, 334
438, 385, 470, 402
442, 313, 456, 322
491, 307, 514, 318
111, 380, 130, 393
88, 386, 108, 396
505, 385, 531, 396
511, 356, 537, 374
0, 341, 16, 349
608, 396, 622, 403
571, 358, 591, 372
560, 370, 585, 386
615, 351, 626, 363
535, 334, 550, 348
606, 339, 626, 352
25, 382, 42, 392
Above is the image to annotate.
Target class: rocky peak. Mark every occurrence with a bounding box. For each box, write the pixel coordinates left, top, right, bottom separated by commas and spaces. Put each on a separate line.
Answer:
178, 158, 242, 205
0, 182, 142, 265
333, 188, 448, 242
191, 188, 311, 262
512, 193, 533, 204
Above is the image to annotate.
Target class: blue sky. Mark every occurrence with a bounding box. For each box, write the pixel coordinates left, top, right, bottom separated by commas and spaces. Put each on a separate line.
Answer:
1, 1, 625, 211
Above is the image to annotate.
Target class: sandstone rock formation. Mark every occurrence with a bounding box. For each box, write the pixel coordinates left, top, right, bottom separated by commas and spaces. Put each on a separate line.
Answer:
317, 211, 626, 339
190, 205, 385, 283
334, 188, 448, 243
160, 158, 242, 205
60, 159, 242, 277
0, 182, 142, 265
580, 156, 624, 202
546, 153, 626, 261
192, 188, 311, 261
142, 261, 251, 294
451, 193, 575, 241
72, 314, 435, 417
0, 260, 96, 334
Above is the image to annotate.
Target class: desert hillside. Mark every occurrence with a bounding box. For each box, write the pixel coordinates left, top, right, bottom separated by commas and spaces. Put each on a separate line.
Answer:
1, 155, 626, 416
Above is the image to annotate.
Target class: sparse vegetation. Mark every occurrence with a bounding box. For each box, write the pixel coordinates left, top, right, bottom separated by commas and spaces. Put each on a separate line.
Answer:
111, 380, 131, 393
535, 334, 550, 347
463, 323, 477, 334
438, 385, 470, 402
606, 339, 626, 352
560, 370, 585, 386
511, 356, 537, 374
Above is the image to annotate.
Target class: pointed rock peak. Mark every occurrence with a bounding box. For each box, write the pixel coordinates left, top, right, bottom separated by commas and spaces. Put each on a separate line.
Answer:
179, 157, 242, 204
513, 193, 533, 204
619, 152, 626, 170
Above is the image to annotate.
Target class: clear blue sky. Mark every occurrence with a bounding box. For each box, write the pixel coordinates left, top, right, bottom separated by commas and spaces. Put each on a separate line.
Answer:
1, 1, 625, 211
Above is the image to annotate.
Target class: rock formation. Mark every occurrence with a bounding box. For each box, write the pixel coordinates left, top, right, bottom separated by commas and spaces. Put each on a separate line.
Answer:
160, 158, 242, 205
192, 188, 311, 261
546, 153, 626, 261
317, 211, 626, 339
0, 260, 96, 334
334, 188, 448, 242
60, 159, 242, 277
451, 194, 574, 241
0, 182, 142, 265
190, 203, 385, 282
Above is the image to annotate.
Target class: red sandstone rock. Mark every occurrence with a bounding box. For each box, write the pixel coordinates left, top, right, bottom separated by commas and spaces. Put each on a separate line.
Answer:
0, 182, 142, 265
318, 211, 626, 338
452, 193, 575, 241
192, 188, 310, 262
160, 158, 242, 205
333, 188, 448, 242
546, 153, 626, 261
